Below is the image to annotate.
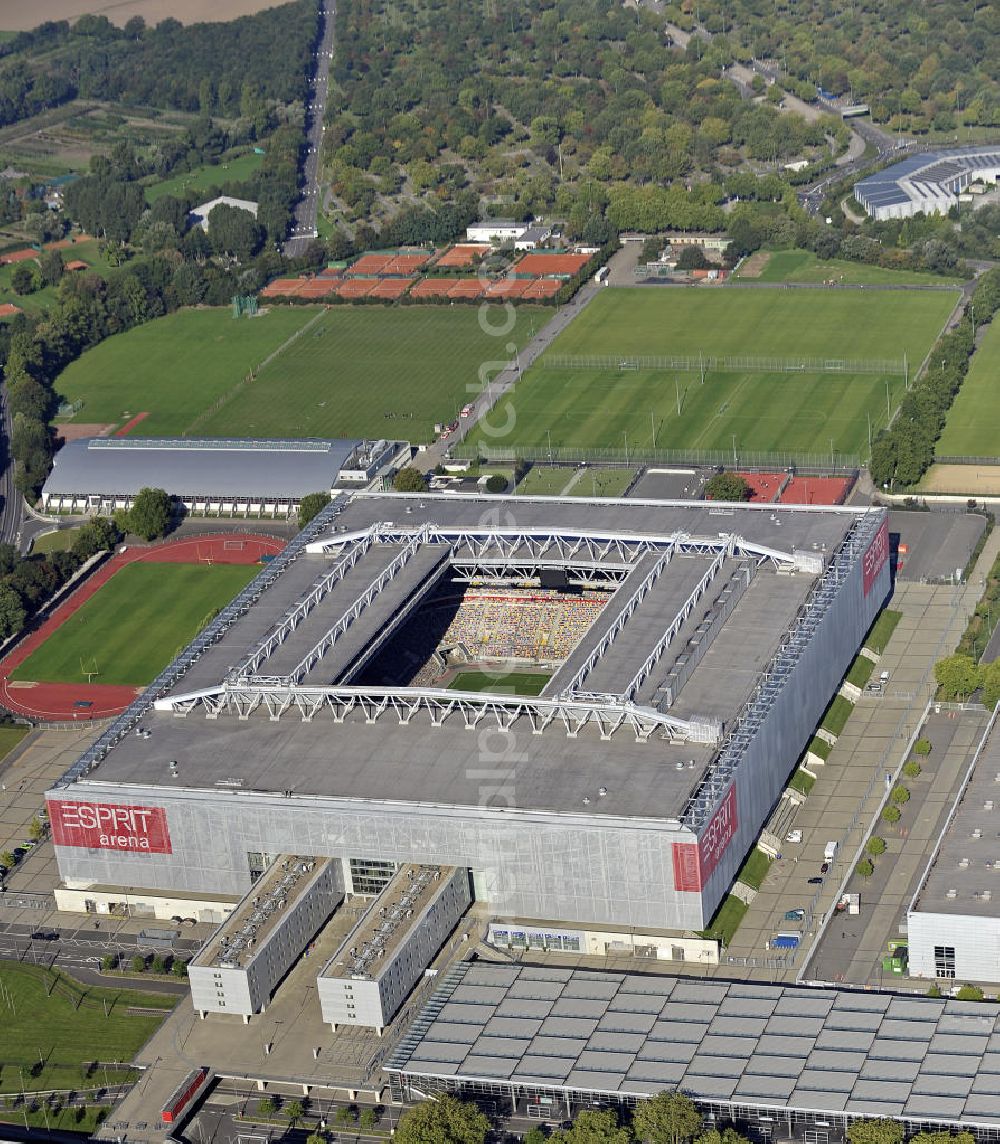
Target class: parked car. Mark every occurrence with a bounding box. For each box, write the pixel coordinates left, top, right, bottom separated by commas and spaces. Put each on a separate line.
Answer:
785, 829, 803, 844
821, 861, 830, 874
807, 876, 824, 885
30, 931, 59, 942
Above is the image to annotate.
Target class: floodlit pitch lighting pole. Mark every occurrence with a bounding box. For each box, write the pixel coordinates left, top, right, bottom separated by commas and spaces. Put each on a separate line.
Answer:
651, 409, 657, 449
675, 378, 681, 417
885, 378, 890, 424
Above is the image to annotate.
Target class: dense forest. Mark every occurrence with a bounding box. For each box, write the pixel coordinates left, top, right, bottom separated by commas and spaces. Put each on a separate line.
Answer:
667, 0, 1000, 133
325, 0, 846, 235
0, 3, 317, 125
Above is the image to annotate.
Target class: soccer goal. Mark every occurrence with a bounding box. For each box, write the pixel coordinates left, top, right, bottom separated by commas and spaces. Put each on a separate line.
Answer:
79, 656, 100, 683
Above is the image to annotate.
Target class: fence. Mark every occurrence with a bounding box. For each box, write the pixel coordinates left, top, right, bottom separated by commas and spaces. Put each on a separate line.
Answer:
935, 455, 1000, 466
453, 441, 862, 472
543, 352, 907, 376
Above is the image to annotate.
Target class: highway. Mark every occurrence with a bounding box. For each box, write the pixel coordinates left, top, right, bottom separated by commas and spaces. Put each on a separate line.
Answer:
284, 0, 335, 256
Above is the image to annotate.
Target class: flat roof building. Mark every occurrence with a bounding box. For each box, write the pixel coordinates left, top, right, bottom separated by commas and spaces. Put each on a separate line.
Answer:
386, 961, 1000, 1136
908, 708, 1000, 984
855, 147, 1000, 220
45, 492, 889, 934
40, 437, 404, 517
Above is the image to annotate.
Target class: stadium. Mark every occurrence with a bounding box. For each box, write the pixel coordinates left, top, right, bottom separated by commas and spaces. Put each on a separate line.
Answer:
45, 492, 890, 935
854, 146, 1000, 220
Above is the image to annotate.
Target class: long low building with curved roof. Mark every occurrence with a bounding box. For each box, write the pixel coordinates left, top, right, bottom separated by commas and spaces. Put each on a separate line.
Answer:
854, 146, 1000, 220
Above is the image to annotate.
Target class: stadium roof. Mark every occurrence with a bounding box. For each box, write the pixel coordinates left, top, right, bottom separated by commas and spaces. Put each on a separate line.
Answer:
42, 437, 362, 501
911, 709, 1000, 918
386, 961, 1000, 1128
855, 146, 1000, 217
51, 494, 882, 828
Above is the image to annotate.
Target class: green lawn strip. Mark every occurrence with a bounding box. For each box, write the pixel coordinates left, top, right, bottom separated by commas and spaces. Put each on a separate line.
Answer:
846, 655, 875, 688
196, 306, 550, 444
789, 769, 816, 796
0, 725, 28, 762
807, 735, 831, 760
55, 306, 319, 435
937, 316, 1000, 457
700, 894, 747, 946
144, 151, 263, 203
467, 288, 955, 456
865, 608, 902, 655
736, 847, 772, 891
820, 694, 854, 738
0, 1103, 112, 1133
449, 671, 550, 696
31, 527, 85, 554
0, 962, 173, 1095
751, 248, 962, 287
11, 563, 257, 686
566, 466, 637, 496
515, 466, 574, 496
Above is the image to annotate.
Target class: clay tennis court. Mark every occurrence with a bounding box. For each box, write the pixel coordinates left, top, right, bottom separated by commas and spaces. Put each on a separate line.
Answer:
0, 533, 283, 722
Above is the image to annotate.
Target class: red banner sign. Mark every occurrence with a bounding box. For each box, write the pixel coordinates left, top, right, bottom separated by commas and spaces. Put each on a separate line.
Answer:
672, 784, 739, 893
862, 517, 890, 597
48, 799, 172, 854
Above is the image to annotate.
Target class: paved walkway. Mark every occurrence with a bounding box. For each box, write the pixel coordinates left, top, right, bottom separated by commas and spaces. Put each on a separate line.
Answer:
726, 525, 1000, 980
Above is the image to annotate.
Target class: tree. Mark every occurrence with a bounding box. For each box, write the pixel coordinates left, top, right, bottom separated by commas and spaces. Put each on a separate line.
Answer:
675, 245, 713, 270
360, 1108, 378, 1131
934, 654, 981, 700
557, 1109, 631, 1144
902, 760, 922, 778
981, 659, 1000, 709
865, 835, 886, 857
524, 1129, 548, 1144
633, 1091, 701, 1144
28, 816, 45, 841
913, 738, 932, 755
881, 805, 901, 824
0, 850, 13, 870
335, 1106, 355, 1127
394, 1095, 489, 1144
257, 1097, 276, 1117
11, 262, 38, 295
485, 473, 507, 493
393, 467, 426, 492
151, 954, 167, 974
102, 953, 117, 972
955, 984, 985, 1002
130, 954, 145, 973
855, 857, 874, 878
306, 1136, 326, 1144
704, 473, 751, 502
127, 487, 173, 540
39, 249, 64, 288
298, 492, 331, 528
0, 587, 26, 641
285, 1099, 305, 1125
890, 785, 910, 805
172, 957, 188, 977
846, 1119, 904, 1144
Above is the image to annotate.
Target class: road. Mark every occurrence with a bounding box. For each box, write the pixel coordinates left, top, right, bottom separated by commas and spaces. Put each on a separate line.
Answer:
284, 0, 335, 256
0, 390, 24, 550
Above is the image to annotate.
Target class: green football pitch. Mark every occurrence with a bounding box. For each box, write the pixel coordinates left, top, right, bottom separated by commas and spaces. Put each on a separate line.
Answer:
55, 305, 549, 442
744, 249, 963, 287
450, 670, 550, 696
467, 288, 957, 458
936, 316, 1000, 457
11, 562, 258, 686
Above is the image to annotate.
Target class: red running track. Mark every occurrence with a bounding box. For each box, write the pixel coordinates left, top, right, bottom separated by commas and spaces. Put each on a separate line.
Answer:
0, 533, 285, 722
115, 411, 149, 437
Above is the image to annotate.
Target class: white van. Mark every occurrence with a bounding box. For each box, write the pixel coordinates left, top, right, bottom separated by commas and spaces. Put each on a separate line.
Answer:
824, 841, 838, 861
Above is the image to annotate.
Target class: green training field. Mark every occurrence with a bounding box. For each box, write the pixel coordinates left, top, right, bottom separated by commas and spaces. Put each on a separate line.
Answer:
467, 288, 957, 457
746, 249, 963, 287
55, 307, 319, 435
936, 317, 1000, 457
194, 305, 550, 442
12, 562, 258, 686
0, 961, 173, 1094
56, 305, 548, 442
144, 151, 263, 203
450, 670, 550, 696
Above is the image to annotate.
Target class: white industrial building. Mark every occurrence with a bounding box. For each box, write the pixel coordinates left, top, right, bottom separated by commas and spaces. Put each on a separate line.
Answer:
908, 708, 1000, 984
854, 147, 1000, 220
41, 437, 405, 518
188, 855, 343, 1020
318, 865, 471, 1033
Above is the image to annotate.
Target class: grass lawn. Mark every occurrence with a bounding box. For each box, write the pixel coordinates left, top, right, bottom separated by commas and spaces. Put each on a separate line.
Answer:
701, 894, 747, 946
144, 151, 263, 203
0, 239, 108, 317
746, 249, 963, 287
821, 694, 855, 738
789, 769, 816, 796
937, 316, 1000, 457
0, 724, 28, 762
0, 961, 173, 1094
866, 608, 902, 655
737, 847, 772, 891
449, 670, 550, 696
55, 307, 319, 435
807, 735, 831, 761
31, 527, 84, 554
12, 562, 258, 686
568, 466, 637, 497
467, 288, 956, 457
515, 466, 575, 496
195, 306, 549, 443
846, 655, 876, 688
